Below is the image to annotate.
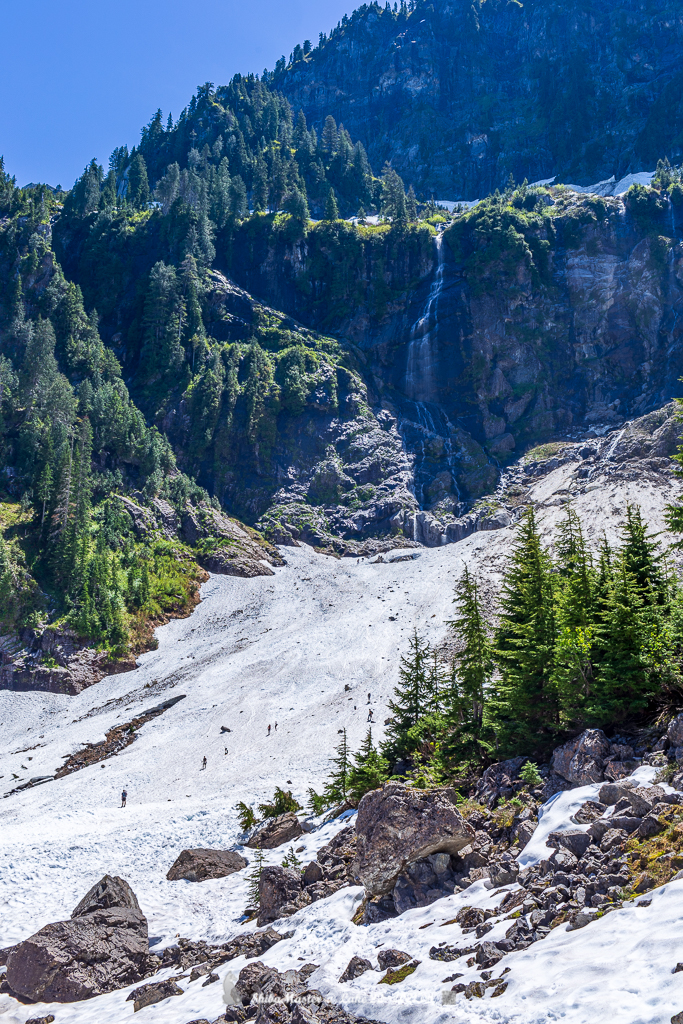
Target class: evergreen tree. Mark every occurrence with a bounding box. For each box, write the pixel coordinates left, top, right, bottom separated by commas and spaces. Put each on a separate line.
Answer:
246, 846, 265, 908
406, 185, 418, 221
323, 727, 350, 804
448, 566, 492, 729
487, 508, 558, 754
620, 503, 667, 605
284, 185, 310, 223
324, 187, 339, 221
382, 629, 432, 763
552, 507, 597, 725
128, 152, 150, 209
347, 728, 389, 804
321, 115, 339, 153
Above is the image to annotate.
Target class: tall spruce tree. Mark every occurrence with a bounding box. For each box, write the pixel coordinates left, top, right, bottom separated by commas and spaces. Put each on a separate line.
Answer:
347, 728, 389, 804
487, 508, 558, 754
447, 566, 492, 729
323, 727, 350, 804
382, 629, 432, 763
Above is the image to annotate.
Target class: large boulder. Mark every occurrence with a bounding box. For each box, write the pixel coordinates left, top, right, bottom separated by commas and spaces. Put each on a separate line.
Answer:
257, 866, 304, 926
550, 729, 611, 784
5, 906, 155, 1002
71, 874, 140, 917
353, 783, 474, 896
5, 876, 156, 1003
247, 812, 303, 849
473, 757, 526, 806
166, 848, 247, 882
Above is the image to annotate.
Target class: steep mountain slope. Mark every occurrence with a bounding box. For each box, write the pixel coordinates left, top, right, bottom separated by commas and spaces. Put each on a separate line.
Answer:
0, 431, 680, 1023
274, 0, 683, 197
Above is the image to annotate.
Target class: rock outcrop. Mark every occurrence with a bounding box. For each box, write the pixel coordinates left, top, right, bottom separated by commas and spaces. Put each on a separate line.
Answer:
353, 783, 474, 896
5, 876, 157, 1002
247, 812, 303, 849
166, 849, 248, 882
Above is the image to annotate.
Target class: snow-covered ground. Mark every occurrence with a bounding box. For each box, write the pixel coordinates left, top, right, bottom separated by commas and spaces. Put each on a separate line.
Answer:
0, 468, 681, 1023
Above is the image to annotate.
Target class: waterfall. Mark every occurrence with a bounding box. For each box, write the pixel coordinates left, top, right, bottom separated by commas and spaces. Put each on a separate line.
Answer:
405, 233, 444, 403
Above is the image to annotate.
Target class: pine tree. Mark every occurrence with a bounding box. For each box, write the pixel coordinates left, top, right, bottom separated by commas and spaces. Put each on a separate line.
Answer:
382, 629, 432, 763
284, 185, 310, 223
595, 561, 653, 722
321, 115, 339, 153
620, 503, 667, 605
487, 508, 558, 754
324, 187, 339, 221
246, 847, 265, 908
448, 566, 492, 729
552, 506, 597, 725
347, 728, 389, 804
128, 153, 150, 209
406, 185, 418, 221
323, 727, 350, 804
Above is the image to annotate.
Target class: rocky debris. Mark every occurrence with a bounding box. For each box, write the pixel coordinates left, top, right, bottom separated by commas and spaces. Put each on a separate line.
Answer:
53, 695, 186, 782
158, 929, 288, 974
5, 877, 158, 1002
257, 866, 304, 926
339, 956, 373, 983
0, 623, 137, 697
71, 874, 140, 917
315, 827, 357, 886
551, 729, 611, 784
166, 848, 248, 882
227, 961, 385, 1023
377, 949, 412, 970
353, 783, 474, 896
127, 978, 183, 1012
24, 1017, 55, 1024
247, 813, 304, 849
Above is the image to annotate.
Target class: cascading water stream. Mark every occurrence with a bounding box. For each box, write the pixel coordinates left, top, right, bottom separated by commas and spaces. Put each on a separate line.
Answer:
405, 232, 444, 403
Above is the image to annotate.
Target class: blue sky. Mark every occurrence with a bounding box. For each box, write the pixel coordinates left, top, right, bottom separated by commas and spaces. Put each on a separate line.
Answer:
1, 0, 354, 188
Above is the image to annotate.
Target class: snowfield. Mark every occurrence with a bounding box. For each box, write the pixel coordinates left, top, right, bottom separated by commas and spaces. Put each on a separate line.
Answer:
0, 469, 681, 1024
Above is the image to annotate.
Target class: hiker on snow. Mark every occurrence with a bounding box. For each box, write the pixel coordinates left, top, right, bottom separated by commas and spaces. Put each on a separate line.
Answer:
121, 790, 127, 808
201, 756, 207, 770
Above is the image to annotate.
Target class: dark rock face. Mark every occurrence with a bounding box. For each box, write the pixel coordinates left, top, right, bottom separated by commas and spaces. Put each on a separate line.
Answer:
247, 813, 303, 850
166, 848, 248, 882
338, 956, 372, 983
127, 978, 183, 1012
5, 906, 155, 1002
276, 0, 683, 197
5, 876, 157, 1003
353, 783, 474, 896
551, 729, 611, 784
257, 866, 305, 926
71, 874, 141, 917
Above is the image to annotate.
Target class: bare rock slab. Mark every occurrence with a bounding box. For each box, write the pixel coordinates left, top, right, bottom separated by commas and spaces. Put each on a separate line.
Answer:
247, 812, 303, 850
353, 783, 474, 896
167, 848, 247, 882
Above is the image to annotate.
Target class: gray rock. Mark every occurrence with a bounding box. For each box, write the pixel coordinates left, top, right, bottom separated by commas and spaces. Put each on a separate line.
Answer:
71, 873, 141, 918
353, 783, 474, 896
377, 949, 412, 970
599, 783, 630, 806
247, 813, 304, 850
551, 729, 610, 784
609, 815, 642, 834
167, 848, 247, 882
600, 828, 629, 853
303, 861, 324, 886
126, 978, 183, 1011
667, 713, 683, 748
257, 866, 303, 926
5, 906, 155, 1002
474, 757, 526, 806
547, 830, 591, 858
339, 956, 373, 983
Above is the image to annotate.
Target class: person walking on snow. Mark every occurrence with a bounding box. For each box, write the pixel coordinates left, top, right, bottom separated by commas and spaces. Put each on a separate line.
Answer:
267, 724, 271, 736
201, 756, 207, 770
274, 722, 277, 731
367, 709, 374, 722
121, 789, 127, 807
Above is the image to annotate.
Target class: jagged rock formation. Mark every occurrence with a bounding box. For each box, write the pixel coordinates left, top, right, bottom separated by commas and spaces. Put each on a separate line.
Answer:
275, 0, 683, 197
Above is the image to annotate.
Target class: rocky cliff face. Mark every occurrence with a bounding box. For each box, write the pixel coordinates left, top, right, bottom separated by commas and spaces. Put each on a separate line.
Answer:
222, 188, 683, 532
276, 0, 683, 197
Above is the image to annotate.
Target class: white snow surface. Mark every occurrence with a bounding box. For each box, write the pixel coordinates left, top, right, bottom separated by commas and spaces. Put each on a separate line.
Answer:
1, 477, 682, 1023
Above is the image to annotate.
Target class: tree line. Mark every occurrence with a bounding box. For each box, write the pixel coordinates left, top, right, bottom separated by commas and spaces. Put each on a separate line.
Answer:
313, 500, 683, 804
